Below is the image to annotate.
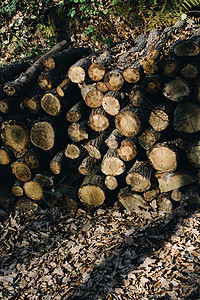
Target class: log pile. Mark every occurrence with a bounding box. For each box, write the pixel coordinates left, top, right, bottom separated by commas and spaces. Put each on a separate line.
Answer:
0, 20, 200, 212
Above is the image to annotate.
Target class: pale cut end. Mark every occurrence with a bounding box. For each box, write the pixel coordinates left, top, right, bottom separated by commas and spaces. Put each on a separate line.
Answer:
78, 185, 105, 206
12, 185, 24, 197
117, 141, 137, 161
115, 111, 141, 137
123, 68, 140, 83
88, 63, 106, 81
30, 121, 55, 151
38, 74, 52, 90
41, 93, 61, 116
102, 96, 120, 116
23, 181, 43, 201
118, 187, 146, 211
83, 144, 101, 160
89, 114, 109, 132
68, 66, 85, 83
50, 161, 61, 175
0, 149, 10, 165
85, 89, 103, 108
68, 123, 88, 142
126, 173, 151, 192
11, 162, 32, 182
97, 82, 109, 93
101, 157, 125, 176
104, 70, 124, 91
148, 146, 177, 173
105, 176, 118, 190
43, 57, 56, 69
0, 100, 9, 114
65, 144, 80, 159
149, 110, 169, 132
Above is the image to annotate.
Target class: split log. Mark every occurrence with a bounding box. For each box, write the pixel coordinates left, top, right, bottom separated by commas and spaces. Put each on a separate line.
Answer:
68, 121, 89, 142
81, 83, 103, 108
66, 101, 84, 123
104, 69, 124, 91
126, 160, 153, 192
3, 40, 68, 96
102, 91, 123, 116
30, 121, 55, 151
78, 156, 98, 176
149, 103, 170, 132
1, 120, 30, 158
23, 181, 43, 201
68, 55, 95, 83
0, 147, 12, 165
12, 180, 24, 197
172, 39, 200, 57
64, 144, 81, 159
117, 139, 137, 161
88, 51, 111, 81
173, 102, 200, 133
105, 176, 118, 190
155, 171, 194, 193
50, 151, 65, 175
78, 175, 106, 206
82, 134, 103, 159
138, 127, 161, 150
11, 161, 32, 182
147, 142, 178, 173
115, 104, 142, 137
101, 149, 125, 176
163, 77, 190, 102
161, 58, 179, 77
118, 187, 146, 211
186, 141, 200, 168
89, 107, 109, 132
105, 129, 122, 150
143, 187, 160, 202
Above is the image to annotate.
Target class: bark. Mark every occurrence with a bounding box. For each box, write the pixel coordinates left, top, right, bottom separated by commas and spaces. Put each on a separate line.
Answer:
138, 127, 161, 150
12, 180, 24, 197
81, 83, 103, 108
186, 140, 200, 168
22, 96, 40, 114
68, 121, 89, 142
78, 156, 98, 176
82, 134, 103, 160
56, 77, 71, 97
33, 174, 54, 188
15, 198, 39, 211
66, 101, 84, 123
24, 150, 39, 169
142, 75, 161, 94
181, 62, 199, 79
102, 91, 123, 116
161, 57, 179, 77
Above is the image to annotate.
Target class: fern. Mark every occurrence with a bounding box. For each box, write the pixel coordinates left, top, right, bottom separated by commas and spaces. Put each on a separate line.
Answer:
181, 0, 200, 11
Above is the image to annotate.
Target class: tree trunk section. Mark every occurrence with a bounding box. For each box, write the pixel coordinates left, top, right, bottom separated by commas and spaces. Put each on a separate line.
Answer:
30, 121, 55, 151
23, 181, 43, 201
117, 139, 137, 161
101, 149, 125, 176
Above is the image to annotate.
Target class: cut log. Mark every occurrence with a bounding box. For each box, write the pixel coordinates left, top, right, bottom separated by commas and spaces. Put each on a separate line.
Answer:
78, 156, 98, 176
23, 181, 43, 201
78, 175, 106, 206
33, 174, 54, 188
68, 121, 89, 142
117, 139, 137, 161
195, 80, 200, 103
101, 149, 125, 176
15, 198, 39, 211
163, 77, 190, 102
24, 150, 39, 169
171, 189, 183, 202
172, 39, 200, 57
147, 142, 178, 173
104, 69, 124, 91
88, 51, 111, 81
11, 161, 32, 182
12, 180, 24, 197
0, 147, 11, 165
126, 160, 153, 192
56, 77, 71, 97
64, 143, 81, 159
66, 101, 84, 123
30, 121, 55, 151
68, 55, 95, 83
155, 171, 194, 193
96, 81, 109, 93
89, 107, 109, 132
3, 40, 68, 95
143, 187, 160, 202
41, 92, 61, 116
50, 151, 65, 175
173, 102, 200, 133
138, 127, 161, 150
149, 103, 170, 132
105, 176, 118, 190
184, 185, 200, 208
23, 96, 40, 114
181, 62, 199, 79
102, 91, 122, 116
139, 49, 160, 74
82, 134, 103, 159
0, 99, 10, 114
142, 75, 161, 94
157, 193, 173, 211
105, 129, 122, 150
1, 120, 30, 158
186, 141, 200, 168
129, 85, 145, 107
118, 187, 146, 211
123, 60, 142, 84
115, 104, 142, 137
161, 58, 179, 77
81, 83, 103, 108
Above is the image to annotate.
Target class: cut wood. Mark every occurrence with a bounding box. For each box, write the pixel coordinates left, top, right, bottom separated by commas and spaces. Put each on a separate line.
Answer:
101, 149, 125, 176
157, 193, 173, 211
118, 187, 146, 211
12, 180, 24, 197
161, 58, 179, 77
163, 77, 190, 102
105, 176, 118, 190
66, 101, 84, 123
96, 81, 109, 93
78, 156, 98, 175
138, 127, 161, 150
81, 83, 103, 108
104, 69, 124, 91
172, 39, 200, 57
68, 55, 95, 83
123, 60, 142, 83
89, 107, 109, 132
129, 85, 144, 107
68, 121, 89, 142
11, 161, 32, 182
88, 51, 111, 81
181, 62, 199, 79
117, 139, 137, 161
41, 92, 61, 116
30, 121, 55, 151
105, 129, 122, 150
102, 91, 122, 116
142, 75, 161, 94
50, 151, 65, 175
24, 150, 39, 169
0, 147, 11, 165
23, 96, 40, 114
186, 141, 200, 168
149, 103, 170, 132
23, 181, 43, 201
64, 144, 81, 159
56, 77, 71, 97
33, 174, 54, 188
82, 134, 103, 159
143, 187, 160, 202
15, 198, 39, 211
171, 189, 183, 202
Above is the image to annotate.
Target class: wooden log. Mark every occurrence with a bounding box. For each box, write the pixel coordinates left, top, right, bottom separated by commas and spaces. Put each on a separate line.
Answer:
172, 39, 200, 57
105, 176, 118, 190
173, 102, 200, 133
64, 143, 81, 159
102, 91, 123, 116
123, 60, 142, 84
12, 180, 24, 197
78, 175, 106, 206
89, 107, 109, 132
115, 104, 142, 137
117, 139, 137, 161
78, 156, 98, 176
68, 121, 89, 142
186, 141, 200, 168
184, 185, 200, 208
96, 81, 109, 93
0, 99, 10, 114
66, 101, 84, 123
33, 173, 54, 188
1, 120, 30, 158
118, 187, 146, 211
23, 181, 43, 201
11, 161, 32, 182
82, 134, 103, 159
126, 160, 153, 192
15, 197, 39, 211
147, 142, 178, 173
3, 40, 68, 96
30, 121, 55, 151
41, 92, 61, 116
139, 49, 160, 74
22, 96, 40, 114
50, 151, 65, 175
105, 129, 123, 150
138, 127, 161, 150
149, 103, 170, 132
157, 193, 173, 211
101, 149, 125, 176
0, 147, 12, 165
195, 80, 200, 103
142, 75, 161, 94
155, 171, 194, 193
161, 58, 179, 77
56, 77, 71, 97
24, 150, 39, 169
163, 77, 190, 102
181, 62, 199, 79
68, 55, 95, 83
129, 85, 145, 107
104, 69, 124, 91
143, 187, 160, 202
171, 189, 183, 202
81, 83, 103, 108
88, 51, 111, 81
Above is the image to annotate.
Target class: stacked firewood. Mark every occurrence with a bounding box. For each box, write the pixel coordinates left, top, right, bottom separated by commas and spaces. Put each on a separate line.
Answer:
0, 21, 200, 212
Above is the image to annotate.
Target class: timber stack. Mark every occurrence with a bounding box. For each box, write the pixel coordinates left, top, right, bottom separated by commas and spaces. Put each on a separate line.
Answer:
0, 20, 200, 213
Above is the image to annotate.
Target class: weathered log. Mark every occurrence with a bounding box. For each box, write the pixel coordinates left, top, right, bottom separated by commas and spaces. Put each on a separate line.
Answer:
12, 180, 24, 197
66, 101, 84, 123
96, 81, 109, 93
22, 96, 40, 114
11, 161, 32, 182
161, 58, 179, 77
24, 150, 39, 169
56, 77, 71, 97
181, 62, 199, 79
129, 85, 145, 107
139, 49, 160, 75
89, 107, 109, 132
101, 149, 125, 176
88, 51, 111, 81
163, 77, 190, 102
115, 104, 142, 137
0, 99, 10, 114
138, 127, 161, 150
173, 102, 200, 133
41, 92, 61, 116
184, 185, 200, 208
155, 171, 194, 193
1, 120, 30, 158
157, 193, 173, 211
0, 147, 12, 165
143, 187, 160, 202
126, 160, 153, 192
149, 103, 170, 132
105, 176, 118, 190
64, 143, 81, 159
105, 129, 122, 150
195, 80, 200, 103
186, 141, 200, 168
172, 39, 200, 57
3, 40, 68, 96
15, 197, 39, 211
30, 121, 55, 151
68, 121, 89, 142
104, 69, 124, 91
78, 175, 106, 206
102, 91, 123, 116
118, 187, 146, 211
50, 151, 65, 175
147, 142, 178, 173
78, 156, 98, 176
82, 134, 103, 159
68, 54, 95, 83
23, 181, 43, 201
123, 60, 142, 83
171, 189, 183, 202
33, 173, 54, 188
142, 75, 161, 94
81, 83, 103, 108
117, 139, 137, 161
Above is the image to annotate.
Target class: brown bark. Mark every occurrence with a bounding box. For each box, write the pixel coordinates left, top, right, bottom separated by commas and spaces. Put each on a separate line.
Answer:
142, 75, 161, 94
24, 150, 39, 169
82, 134, 103, 160
161, 58, 179, 77
78, 156, 98, 176
33, 174, 54, 188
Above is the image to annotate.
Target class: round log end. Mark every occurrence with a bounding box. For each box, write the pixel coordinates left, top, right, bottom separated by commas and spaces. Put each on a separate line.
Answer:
104, 70, 124, 91
115, 110, 141, 137
41, 93, 61, 116
85, 89, 103, 108
89, 114, 109, 132
68, 66, 85, 83
0, 148, 11, 165
65, 144, 80, 159
88, 63, 106, 81
30, 121, 55, 151
23, 181, 43, 201
11, 162, 32, 182
123, 68, 140, 84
